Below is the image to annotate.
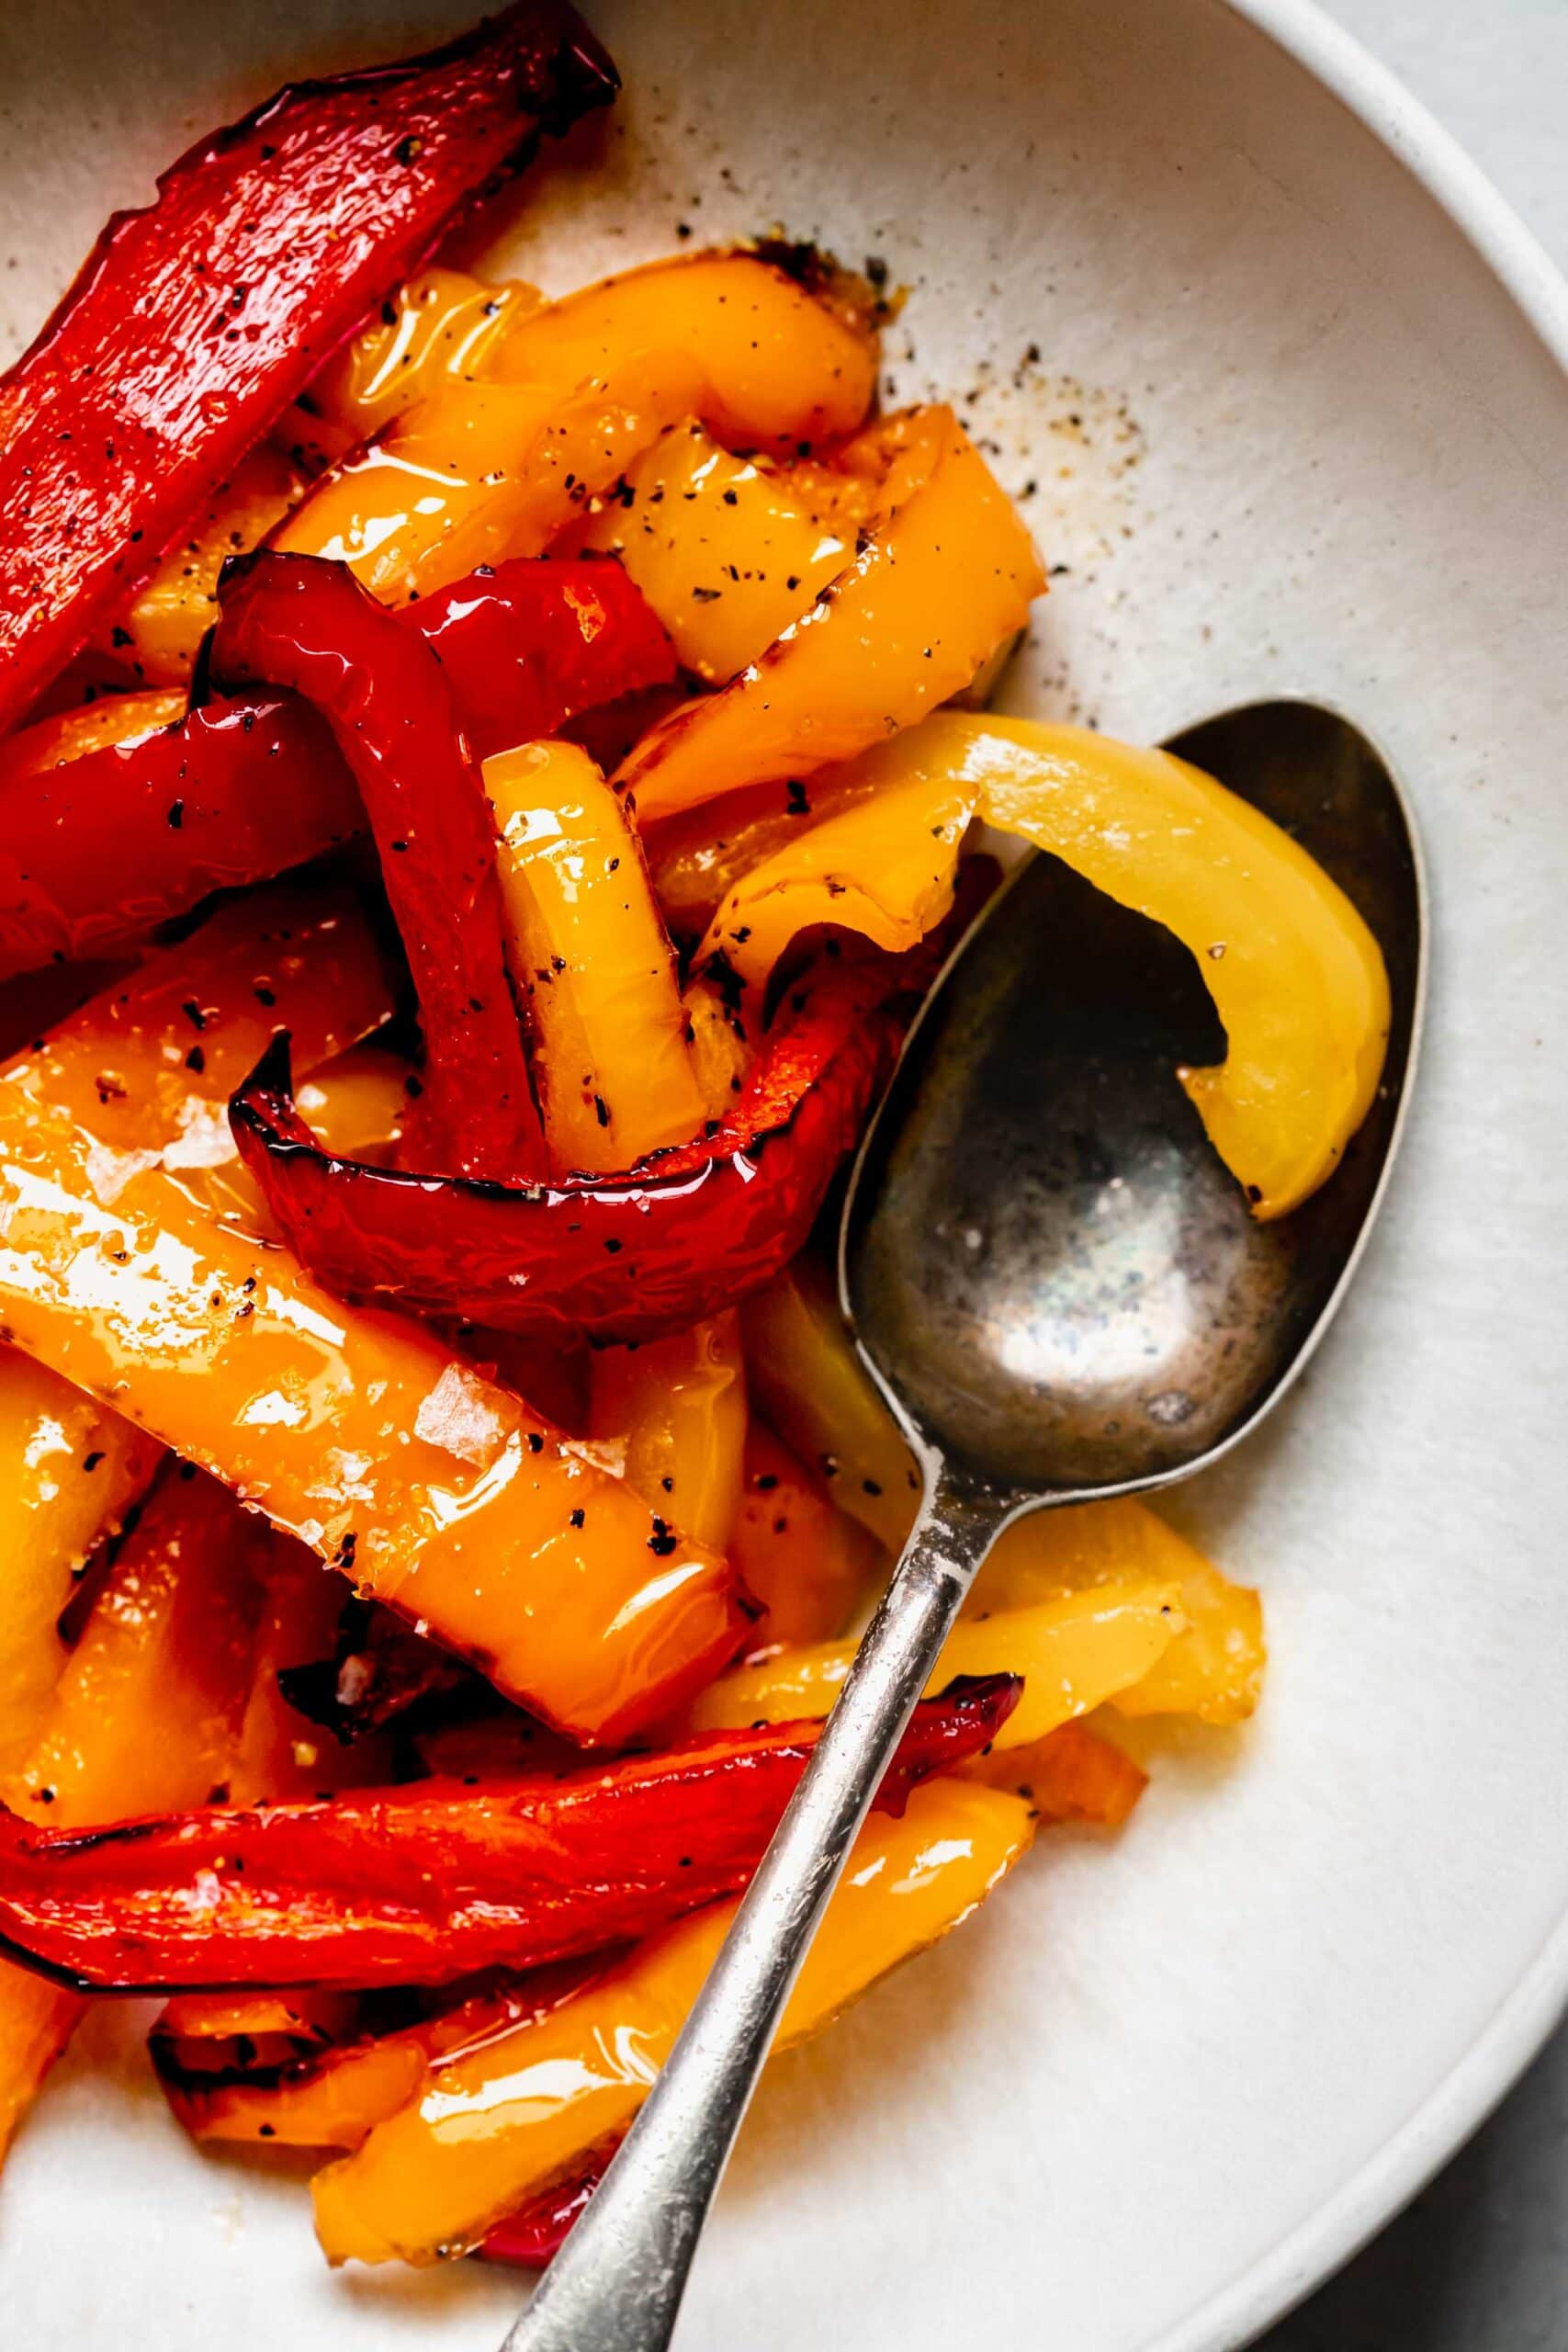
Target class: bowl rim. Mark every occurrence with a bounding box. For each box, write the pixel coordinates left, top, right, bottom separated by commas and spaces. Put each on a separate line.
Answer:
1154, 21, 1568, 2346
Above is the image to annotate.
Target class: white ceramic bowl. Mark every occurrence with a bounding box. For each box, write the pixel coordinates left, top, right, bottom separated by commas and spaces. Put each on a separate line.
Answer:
1, 3, 1566, 2346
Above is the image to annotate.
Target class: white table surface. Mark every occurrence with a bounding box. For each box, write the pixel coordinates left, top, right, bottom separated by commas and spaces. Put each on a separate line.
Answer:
1257, 5, 1568, 2346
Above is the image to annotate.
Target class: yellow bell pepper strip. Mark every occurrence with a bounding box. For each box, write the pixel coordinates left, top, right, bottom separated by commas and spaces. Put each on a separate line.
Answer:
962, 1719, 1148, 1826
0, 1083, 745, 1744
281, 266, 539, 468
485, 740, 705, 1174
94, 446, 306, 687
578, 420, 852, 682
685, 1584, 1186, 1751
311, 1778, 1032, 2265
0, 1358, 158, 1780
0, 1463, 265, 2161
741, 1255, 923, 1553
704, 713, 1393, 1216
682, 971, 752, 1118
643, 768, 874, 946
155, 1963, 601, 2152
615, 408, 1046, 824
977, 1498, 1265, 1726
588, 1314, 749, 1556
487, 251, 879, 454
728, 1421, 882, 1650
277, 355, 707, 605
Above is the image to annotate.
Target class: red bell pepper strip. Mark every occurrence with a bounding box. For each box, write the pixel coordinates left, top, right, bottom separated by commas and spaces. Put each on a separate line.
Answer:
0, 1679, 1018, 1992
212, 551, 541, 1182
0, 3, 616, 733
411, 557, 677, 762
481, 2149, 616, 2269
230, 946, 906, 1344
0, 559, 676, 984
0, 693, 356, 977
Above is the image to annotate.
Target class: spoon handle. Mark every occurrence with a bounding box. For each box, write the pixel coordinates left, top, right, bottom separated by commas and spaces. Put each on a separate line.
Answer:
500, 1470, 1002, 2352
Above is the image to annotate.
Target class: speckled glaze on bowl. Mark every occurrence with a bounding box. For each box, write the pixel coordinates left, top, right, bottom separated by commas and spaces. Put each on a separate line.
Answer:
0, 3, 1565, 2347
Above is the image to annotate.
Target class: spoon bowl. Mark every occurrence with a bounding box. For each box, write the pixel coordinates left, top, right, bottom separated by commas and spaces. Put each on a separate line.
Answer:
844, 698, 1424, 1496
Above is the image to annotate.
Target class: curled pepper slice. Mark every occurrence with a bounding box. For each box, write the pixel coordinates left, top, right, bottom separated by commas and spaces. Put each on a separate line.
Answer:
0, 1, 616, 730
229, 949, 903, 1344
615, 408, 1045, 822
703, 713, 1392, 1216
212, 551, 540, 1182
0, 1679, 1017, 1992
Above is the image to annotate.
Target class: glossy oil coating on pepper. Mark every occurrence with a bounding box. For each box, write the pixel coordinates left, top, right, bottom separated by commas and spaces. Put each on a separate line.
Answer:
0, 1, 616, 731
229, 950, 904, 1343
0, 1679, 1016, 1993
0, 557, 674, 984
212, 552, 542, 1182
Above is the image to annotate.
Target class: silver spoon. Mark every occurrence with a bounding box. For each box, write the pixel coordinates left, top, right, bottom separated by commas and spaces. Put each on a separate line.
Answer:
504, 698, 1425, 2352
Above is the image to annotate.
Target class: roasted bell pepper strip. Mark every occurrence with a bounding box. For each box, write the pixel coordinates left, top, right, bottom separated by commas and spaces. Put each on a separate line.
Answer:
0, 1075, 746, 1743
410, 558, 676, 763
281, 266, 540, 469
0, 693, 358, 983
486, 740, 704, 1173
95, 447, 306, 686
212, 552, 542, 1183
229, 947, 903, 1343
588, 1315, 748, 1555
644, 768, 874, 945
312, 1780, 1033, 2265
488, 252, 878, 453
281, 254, 876, 602
615, 407, 1046, 822
0, 1464, 265, 2160
153, 1962, 602, 2150
577, 420, 852, 683
0, 2, 616, 732
742, 1256, 923, 1551
0, 689, 187, 786
961, 1719, 1148, 1826
480, 2149, 615, 2269
977, 1498, 1266, 1726
0, 556, 671, 985
231, 1532, 391, 1801
0, 1679, 1017, 1993
0, 1356, 158, 1779
727, 1421, 881, 1650
705, 713, 1393, 1216
686, 1585, 1185, 1749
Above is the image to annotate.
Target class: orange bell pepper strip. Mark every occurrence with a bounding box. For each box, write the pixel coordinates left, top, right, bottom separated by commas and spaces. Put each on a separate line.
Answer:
741, 1256, 923, 1553
0, 1087, 744, 1743
311, 1779, 1033, 2266
577, 420, 852, 683
94, 446, 306, 687
278, 252, 876, 604
281, 266, 540, 468
962, 1719, 1148, 1826
688, 1583, 1187, 1751
484, 739, 705, 1174
588, 1314, 749, 1555
0, 689, 188, 786
0, 1463, 265, 2160
976, 1498, 1267, 1727
0, 1357, 158, 1780
277, 356, 708, 604
728, 1421, 882, 1649
615, 407, 1045, 823
488, 252, 878, 451
703, 713, 1393, 1216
